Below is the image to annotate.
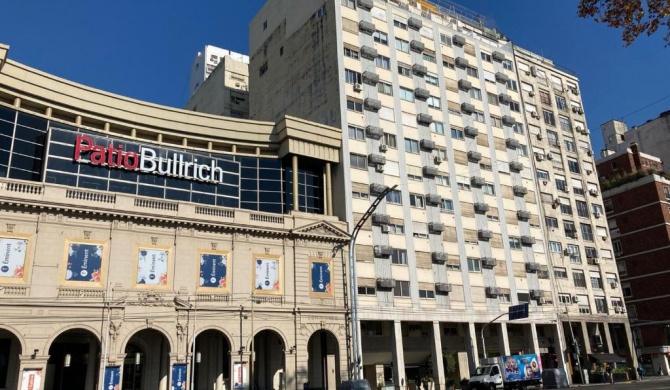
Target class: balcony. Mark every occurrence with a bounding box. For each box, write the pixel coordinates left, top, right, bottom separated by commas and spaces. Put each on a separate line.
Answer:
492, 51, 506, 62
509, 161, 524, 172
414, 87, 430, 100
435, 283, 452, 294
426, 194, 442, 205
364, 98, 382, 112
374, 245, 393, 257
464, 126, 478, 138
408, 17, 422, 30
361, 45, 378, 60
357, 0, 373, 11
410, 40, 425, 53
513, 186, 528, 196
432, 252, 448, 264
498, 93, 512, 104
429, 222, 445, 234
461, 103, 475, 114
452, 35, 466, 46
371, 214, 390, 225
502, 116, 516, 126
420, 139, 436, 151
369, 183, 388, 195
455, 57, 469, 68
367, 154, 386, 166
521, 236, 536, 246
525, 262, 540, 273
458, 79, 472, 91
478, 229, 492, 241
474, 203, 489, 214
506, 138, 521, 149
412, 64, 428, 76
362, 71, 379, 85
365, 125, 383, 140
422, 166, 439, 177
417, 113, 434, 125
482, 257, 497, 268
495, 72, 509, 84
485, 286, 500, 297
470, 176, 485, 187
359, 20, 375, 34
516, 210, 531, 221
376, 278, 395, 289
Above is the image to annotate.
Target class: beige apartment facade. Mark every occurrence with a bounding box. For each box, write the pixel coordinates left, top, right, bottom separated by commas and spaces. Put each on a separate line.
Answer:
0, 43, 349, 390
249, 0, 637, 387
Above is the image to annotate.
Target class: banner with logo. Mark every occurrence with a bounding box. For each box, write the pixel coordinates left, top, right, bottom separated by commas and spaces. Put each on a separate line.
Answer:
233, 361, 248, 389
65, 241, 104, 283
199, 251, 228, 290
171, 364, 187, 390
103, 366, 121, 390
20, 369, 41, 390
136, 247, 170, 286
253, 256, 280, 294
0, 236, 29, 281
309, 258, 332, 296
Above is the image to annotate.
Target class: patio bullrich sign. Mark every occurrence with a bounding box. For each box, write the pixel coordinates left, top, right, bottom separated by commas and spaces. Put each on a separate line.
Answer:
73, 134, 227, 184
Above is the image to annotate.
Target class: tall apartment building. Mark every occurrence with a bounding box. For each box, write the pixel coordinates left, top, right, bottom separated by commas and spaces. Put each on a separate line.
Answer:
596, 145, 670, 375
601, 109, 670, 167
187, 46, 250, 118
249, 0, 636, 387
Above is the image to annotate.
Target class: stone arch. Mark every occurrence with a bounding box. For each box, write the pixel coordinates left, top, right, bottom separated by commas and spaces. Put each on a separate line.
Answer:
307, 329, 342, 390
118, 324, 175, 355
42, 323, 101, 354
0, 324, 26, 353
190, 325, 234, 347
247, 325, 289, 351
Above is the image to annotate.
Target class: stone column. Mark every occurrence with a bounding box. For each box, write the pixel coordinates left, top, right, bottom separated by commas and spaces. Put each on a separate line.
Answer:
580, 322, 592, 355
466, 322, 479, 373
622, 321, 639, 372
553, 322, 568, 375
84, 341, 98, 390
159, 344, 170, 390
431, 321, 445, 390
230, 352, 251, 390
391, 321, 406, 390
292, 155, 299, 212
529, 324, 540, 355
17, 354, 49, 390
215, 336, 224, 390
602, 323, 614, 353
326, 162, 333, 216
498, 323, 510, 356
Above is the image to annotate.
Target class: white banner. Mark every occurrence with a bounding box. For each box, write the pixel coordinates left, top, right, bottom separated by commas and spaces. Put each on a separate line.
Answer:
137, 248, 169, 285
254, 258, 279, 292
0, 237, 28, 279
21, 369, 41, 390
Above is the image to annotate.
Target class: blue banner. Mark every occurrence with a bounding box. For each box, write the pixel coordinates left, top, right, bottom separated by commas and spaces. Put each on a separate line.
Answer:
310, 260, 331, 294
199, 253, 227, 288
103, 366, 120, 390
503, 354, 542, 381
172, 364, 187, 390
66, 242, 103, 282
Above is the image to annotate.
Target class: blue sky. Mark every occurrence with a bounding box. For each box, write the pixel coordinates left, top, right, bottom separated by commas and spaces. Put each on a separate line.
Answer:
1, 0, 668, 154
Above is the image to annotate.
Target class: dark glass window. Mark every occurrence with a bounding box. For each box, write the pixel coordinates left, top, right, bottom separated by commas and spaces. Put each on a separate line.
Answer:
17, 112, 48, 130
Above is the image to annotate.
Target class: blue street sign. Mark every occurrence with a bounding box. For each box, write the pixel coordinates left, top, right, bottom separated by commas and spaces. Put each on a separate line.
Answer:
508, 302, 529, 320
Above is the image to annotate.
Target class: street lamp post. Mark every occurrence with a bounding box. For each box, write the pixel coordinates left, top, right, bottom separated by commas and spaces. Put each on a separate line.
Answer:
348, 184, 397, 380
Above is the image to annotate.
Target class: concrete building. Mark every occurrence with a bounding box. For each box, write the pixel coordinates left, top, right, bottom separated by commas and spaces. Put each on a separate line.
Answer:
249, 0, 635, 387
0, 43, 349, 390
187, 46, 250, 118
601, 109, 670, 167
596, 145, 670, 375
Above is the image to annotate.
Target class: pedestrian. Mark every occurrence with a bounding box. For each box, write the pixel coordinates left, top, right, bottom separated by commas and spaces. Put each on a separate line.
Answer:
658, 366, 663, 376
606, 364, 613, 385
637, 366, 644, 381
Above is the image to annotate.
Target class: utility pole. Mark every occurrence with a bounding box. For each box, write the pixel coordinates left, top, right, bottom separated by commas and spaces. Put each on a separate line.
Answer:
349, 184, 398, 380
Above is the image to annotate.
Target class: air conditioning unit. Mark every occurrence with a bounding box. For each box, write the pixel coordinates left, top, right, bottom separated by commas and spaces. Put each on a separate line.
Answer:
587, 150, 593, 156
546, 153, 554, 160
564, 248, 571, 256
376, 164, 385, 172
614, 306, 623, 313
571, 87, 580, 95
571, 296, 579, 304
538, 297, 546, 305
531, 112, 540, 119
536, 153, 545, 161
379, 144, 389, 152
485, 286, 500, 297
578, 108, 584, 115
434, 156, 443, 164
529, 90, 535, 97
589, 257, 600, 265
537, 133, 544, 140
353, 83, 362, 92
380, 225, 390, 234
611, 281, 618, 289
575, 126, 583, 132
594, 211, 601, 218
572, 107, 578, 113
530, 289, 542, 299
376, 278, 395, 289
589, 189, 599, 196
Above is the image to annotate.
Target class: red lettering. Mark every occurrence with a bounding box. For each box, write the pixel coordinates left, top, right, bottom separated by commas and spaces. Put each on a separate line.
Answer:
107, 143, 117, 167
90, 145, 106, 165
124, 152, 139, 170
74, 135, 93, 160
116, 144, 124, 167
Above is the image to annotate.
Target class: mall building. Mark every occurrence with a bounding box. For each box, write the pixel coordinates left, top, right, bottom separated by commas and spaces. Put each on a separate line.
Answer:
249, 0, 636, 387
0, 43, 350, 390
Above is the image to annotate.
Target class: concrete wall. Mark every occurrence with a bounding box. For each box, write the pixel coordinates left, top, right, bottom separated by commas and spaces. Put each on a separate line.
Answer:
185, 56, 250, 118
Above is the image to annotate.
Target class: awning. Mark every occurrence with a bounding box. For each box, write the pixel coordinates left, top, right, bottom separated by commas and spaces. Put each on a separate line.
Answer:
589, 353, 627, 363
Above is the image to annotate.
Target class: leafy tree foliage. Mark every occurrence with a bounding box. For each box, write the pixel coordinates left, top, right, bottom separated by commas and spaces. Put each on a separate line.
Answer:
578, 0, 670, 46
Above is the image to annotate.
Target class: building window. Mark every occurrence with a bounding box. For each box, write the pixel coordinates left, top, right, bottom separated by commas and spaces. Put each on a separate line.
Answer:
594, 297, 607, 313
490, 115, 502, 128
419, 289, 435, 299
350, 153, 367, 169
423, 53, 436, 63
399, 87, 415, 102
398, 64, 412, 77
348, 125, 365, 140
564, 220, 577, 236
543, 109, 556, 126
559, 116, 571, 131
568, 244, 581, 263
259, 62, 268, 77
467, 257, 482, 272
560, 198, 572, 215
394, 280, 411, 297
556, 95, 568, 110
509, 237, 522, 250
451, 128, 464, 140
377, 81, 393, 96
395, 38, 410, 52
430, 122, 445, 134
613, 240, 623, 256
554, 267, 568, 279
425, 73, 439, 85
466, 67, 478, 78
487, 93, 499, 106
394, 19, 407, 29
565, 138, 576, 152
622, 282, 632, 297
383, 133, 397, 149
573, 270, 587, 288
480, 52, 492, 62
506, 79, 518, 91
443, 59, 455, 69
576, 200, 589, 218
440, 33, 452, 46
344, 47, 359, 59
435, 175, 450, 186
440, 199, 454, 213
546, 217, 558, 228
549, 241, 563, 253
391, 249, 408, 265
375, 55, 391, 70
346, 99, 363, 112
405, 138, 420, 154
590, 273, 603, 289
472, 111, 485, 123
388, 224, 404, 234
358, 286, 376, 295
409, 193, 425, 208
558, 293, 571, 304
341, 0, 356, 8
427, 96, 442, 109
482, 183, 496, 195
509, 101, 521, 112
386, 189, 402, 204
537, 170, 549, 181
373, 31, 388, 45
513, 123, 525, 134
664, 186, 670, 200
539, 90, 552, 106
345, 69, 362, 84
568, 158, 581, 174
555, 176, 568, 192
352, 191, 369, 200
470, 88, 482, 100
581, 223, 594, 241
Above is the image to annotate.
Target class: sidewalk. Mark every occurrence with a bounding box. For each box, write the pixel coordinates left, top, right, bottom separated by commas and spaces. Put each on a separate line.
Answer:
570, 374, 670, 387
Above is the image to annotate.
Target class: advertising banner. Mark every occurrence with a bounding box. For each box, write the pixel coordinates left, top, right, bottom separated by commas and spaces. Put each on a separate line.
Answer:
199, 251, 228, 289
0, 236, 28, 280
502, 354, 542, 381
254, 256, 280, 293
20, 369, 41, 390
103, 366, 121, 390
233, 361, 248, 389
65, 241, 104, 283
136, 247, 170, 286
309, 258, 332, 296
172, 364, 188, 390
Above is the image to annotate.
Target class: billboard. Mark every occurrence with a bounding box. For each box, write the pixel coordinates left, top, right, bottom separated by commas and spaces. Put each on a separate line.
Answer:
502, 354, 542, 381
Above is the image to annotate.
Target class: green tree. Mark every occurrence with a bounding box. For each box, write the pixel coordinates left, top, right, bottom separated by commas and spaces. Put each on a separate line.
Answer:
442, 352, 458, 380
578, 0, 670, 46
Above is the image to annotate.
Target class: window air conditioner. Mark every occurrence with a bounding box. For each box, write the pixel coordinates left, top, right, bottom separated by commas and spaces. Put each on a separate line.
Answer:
353, 83, 362, 92
379, 144, 389, 152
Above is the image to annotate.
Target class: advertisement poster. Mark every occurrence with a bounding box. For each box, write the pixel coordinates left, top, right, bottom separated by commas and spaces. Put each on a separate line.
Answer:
233, 361, 248, 389
20, 369, 41, 390
309, 259, 332, 296
136, 247, 169, 286
103, 366, 121, 390
503, 354, 542, 381
254, 257, 280, 293
199, 251, 228, 289
65, 241, 104, 283
172, 364, 187, 390
0, 236, 28, 280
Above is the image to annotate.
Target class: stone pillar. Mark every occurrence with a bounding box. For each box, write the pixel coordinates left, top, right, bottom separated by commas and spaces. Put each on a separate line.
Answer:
431, 321, 446, 390
391, 321, 406, 390
326, 162, 333, 216
230, 353, 251, 390
622, 321, 639, 372
602, 323, 614, 353
85, 341, 98, 390
466, 322, 479, 373
499, 323, 510, 356
17, 355, 49, 390
215, 336, 224, 390
529, 324, 540, 355
580, 322, 592, 355
553, 322, 568, 376
292, 155, 299, 212
159, 344, 169, 390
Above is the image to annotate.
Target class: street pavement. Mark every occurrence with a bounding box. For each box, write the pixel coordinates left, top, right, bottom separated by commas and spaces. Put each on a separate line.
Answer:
571, 375, 670, 389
